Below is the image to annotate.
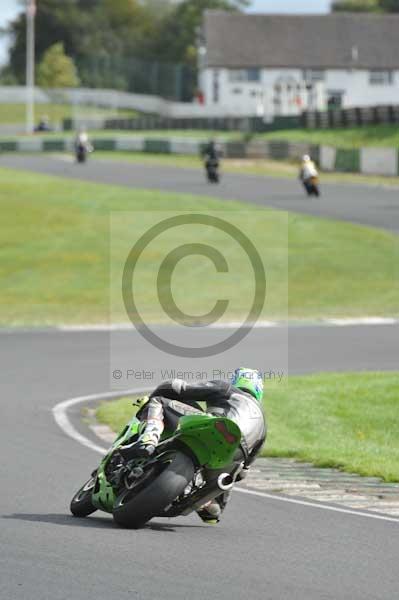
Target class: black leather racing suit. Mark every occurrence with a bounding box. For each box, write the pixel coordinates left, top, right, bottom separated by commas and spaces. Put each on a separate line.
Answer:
202, 142, 220, 168
139, 379, 267, 467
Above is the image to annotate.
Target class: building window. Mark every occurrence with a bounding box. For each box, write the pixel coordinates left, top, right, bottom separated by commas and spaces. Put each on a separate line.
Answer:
303, 69, 325, 83
369, 70, 393, 85
232, 88, 243, 95
247, 68, 261, 82
228, 68, 261, 83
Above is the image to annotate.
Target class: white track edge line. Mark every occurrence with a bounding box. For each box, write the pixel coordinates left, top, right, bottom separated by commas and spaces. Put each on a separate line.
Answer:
56, 318, 398, 331
52, 387, 150, 455
2, 319, 398, 335
52, 390, 399, 524
236, 488, 398, 523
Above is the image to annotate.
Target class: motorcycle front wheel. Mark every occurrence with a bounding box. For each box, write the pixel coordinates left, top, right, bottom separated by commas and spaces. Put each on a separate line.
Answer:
70, 476, 97, 517
112, 451, 194, 529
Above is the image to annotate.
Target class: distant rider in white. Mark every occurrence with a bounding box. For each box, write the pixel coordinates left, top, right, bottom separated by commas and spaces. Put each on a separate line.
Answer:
299, 154, 319, 192
74, 127, 93, 154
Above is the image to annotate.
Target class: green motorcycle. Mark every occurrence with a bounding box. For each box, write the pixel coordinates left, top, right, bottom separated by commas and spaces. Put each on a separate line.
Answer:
70, 410, 242, 528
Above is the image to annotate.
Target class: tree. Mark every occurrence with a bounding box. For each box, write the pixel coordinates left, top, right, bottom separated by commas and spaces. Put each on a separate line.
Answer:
332, 0, 379, 11
379, 0, 399, 10
37, 43, 79, 88
332, 0, 399, 10
147, 0, 250, 66
8, 0, 97, 83
4, 0, 248, 93
7, 0, 157, 83
0, 66, 18, 85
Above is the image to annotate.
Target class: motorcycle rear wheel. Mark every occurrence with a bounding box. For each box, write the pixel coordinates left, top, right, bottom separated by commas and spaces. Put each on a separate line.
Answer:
112, 451, 194, 529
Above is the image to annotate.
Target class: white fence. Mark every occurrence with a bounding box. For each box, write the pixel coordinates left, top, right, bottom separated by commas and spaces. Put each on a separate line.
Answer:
0, 86, 260, 118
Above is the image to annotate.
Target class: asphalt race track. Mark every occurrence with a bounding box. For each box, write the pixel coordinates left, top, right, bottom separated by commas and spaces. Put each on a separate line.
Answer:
1, 156, 398, 599
1, 153, 399, 232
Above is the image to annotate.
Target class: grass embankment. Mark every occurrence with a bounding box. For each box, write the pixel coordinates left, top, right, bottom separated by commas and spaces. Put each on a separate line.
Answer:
260, 124, 399, 148
1, 166, 398, 325
5, 123, 399, 148
0, 103, 136, 126
92, 130, 240, 140
0, 129, 238, 140
96, 372, 399, 482
96, 150, 399, 186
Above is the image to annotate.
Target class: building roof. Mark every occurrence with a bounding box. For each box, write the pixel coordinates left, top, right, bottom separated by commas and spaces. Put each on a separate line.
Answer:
203, 11, 399, 70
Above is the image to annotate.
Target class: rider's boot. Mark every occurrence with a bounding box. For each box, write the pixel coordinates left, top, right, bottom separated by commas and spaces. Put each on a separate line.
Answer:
120, 419, 164, 459
197, 499, 222, 525
197, 489, 232, 524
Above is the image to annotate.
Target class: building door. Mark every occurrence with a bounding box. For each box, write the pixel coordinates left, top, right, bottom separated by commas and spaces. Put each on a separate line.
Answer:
327, 90, 344, 110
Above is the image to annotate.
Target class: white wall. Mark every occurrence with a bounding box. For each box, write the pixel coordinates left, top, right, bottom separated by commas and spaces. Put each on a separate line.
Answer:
202, 68, 324, 115
201, 69, 263, 115
325, 69, 399, 108
201, 67, 399, 113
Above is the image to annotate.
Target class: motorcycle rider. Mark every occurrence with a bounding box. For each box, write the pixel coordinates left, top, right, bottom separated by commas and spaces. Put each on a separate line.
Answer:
120, 368, 267, 524
299, 154, 319, 193
202, 139, 219, 162
202, 139, 221, 176
74, 126, 92, 160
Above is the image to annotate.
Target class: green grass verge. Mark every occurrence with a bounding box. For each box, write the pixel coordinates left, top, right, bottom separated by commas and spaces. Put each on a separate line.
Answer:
94, 130, 239, 140
6, 123, 399, 147
259, 124, 399, 149
96, 372, 399, 483
0, 103, 137, 126
0, 166, 397, 325
0, 129, 238, 140
96, 151, 399, 187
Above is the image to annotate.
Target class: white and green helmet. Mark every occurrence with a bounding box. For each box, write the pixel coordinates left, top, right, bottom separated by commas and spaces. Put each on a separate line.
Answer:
231, 368, 264, 402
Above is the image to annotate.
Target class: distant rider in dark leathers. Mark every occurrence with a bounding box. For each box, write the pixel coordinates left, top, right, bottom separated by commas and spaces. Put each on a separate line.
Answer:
202, 139, 219, 162
202, 138, 221, 166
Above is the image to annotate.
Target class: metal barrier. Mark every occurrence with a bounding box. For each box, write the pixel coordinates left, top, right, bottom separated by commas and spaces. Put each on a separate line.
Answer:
303, 104, 399, 129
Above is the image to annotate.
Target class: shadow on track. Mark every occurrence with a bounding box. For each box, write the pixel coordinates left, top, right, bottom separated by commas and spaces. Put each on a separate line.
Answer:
146, 521, 207, 531
2, 513, 112, 529
2, 513, 206, 532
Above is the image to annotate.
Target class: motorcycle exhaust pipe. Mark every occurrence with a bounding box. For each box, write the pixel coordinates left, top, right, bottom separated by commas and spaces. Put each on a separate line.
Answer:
181, 472, 235, 515
217, 473, 234, 491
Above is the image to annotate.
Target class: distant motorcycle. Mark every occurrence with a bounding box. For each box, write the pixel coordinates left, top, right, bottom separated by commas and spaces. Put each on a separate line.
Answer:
75, 131, 93, 164
299, 155, 320, 197
303, 176, 320, 197
76, 142, 89, 164
205, 158, 220, 183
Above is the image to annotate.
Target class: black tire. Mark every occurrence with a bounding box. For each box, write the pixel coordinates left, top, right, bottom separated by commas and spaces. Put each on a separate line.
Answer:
112, 451, 194, 529
76, 150, 86, 163
70, 476, 97, 517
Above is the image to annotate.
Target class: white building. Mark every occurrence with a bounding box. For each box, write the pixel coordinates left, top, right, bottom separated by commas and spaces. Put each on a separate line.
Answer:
199, 11, 399, 117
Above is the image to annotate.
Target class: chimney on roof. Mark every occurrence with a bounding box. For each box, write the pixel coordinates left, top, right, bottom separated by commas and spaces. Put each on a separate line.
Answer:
351, 45, 359, 63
